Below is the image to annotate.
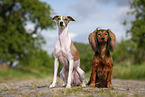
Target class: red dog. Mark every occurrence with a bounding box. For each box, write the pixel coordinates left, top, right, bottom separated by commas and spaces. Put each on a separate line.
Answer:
87, 28, 117, 88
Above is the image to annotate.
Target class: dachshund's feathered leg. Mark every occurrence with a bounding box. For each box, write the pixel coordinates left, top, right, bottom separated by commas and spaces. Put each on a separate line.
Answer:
89, 65, 97, 87
107, 69, 113, 88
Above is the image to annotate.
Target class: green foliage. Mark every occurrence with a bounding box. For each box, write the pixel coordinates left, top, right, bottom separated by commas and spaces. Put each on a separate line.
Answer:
74, 42, 94, 72
113, 63, 145, 80
0, 0, 55, 67
20, 49, 54, 74
111, 40, 135, 64
124, 0, 145, 64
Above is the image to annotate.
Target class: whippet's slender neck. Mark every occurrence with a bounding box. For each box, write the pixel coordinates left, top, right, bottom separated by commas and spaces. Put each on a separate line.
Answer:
58, 25, 71, 47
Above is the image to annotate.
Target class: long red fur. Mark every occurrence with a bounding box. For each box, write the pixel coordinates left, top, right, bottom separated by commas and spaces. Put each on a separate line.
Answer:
88, 28, 117, 88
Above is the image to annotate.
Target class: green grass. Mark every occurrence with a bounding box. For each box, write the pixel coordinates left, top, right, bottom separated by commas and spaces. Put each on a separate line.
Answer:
113, 63, 145, 80
44, 87, 144, 97
0, 63, 145, 82
0, 68, 51, 82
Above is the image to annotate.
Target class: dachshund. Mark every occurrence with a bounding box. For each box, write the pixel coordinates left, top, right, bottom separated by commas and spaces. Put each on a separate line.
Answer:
87, 28, 117, 88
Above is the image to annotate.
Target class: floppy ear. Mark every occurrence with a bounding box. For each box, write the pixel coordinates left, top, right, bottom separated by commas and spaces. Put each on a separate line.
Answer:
107, 29, 117, 52
88, 28, 99, 52
52, 15, 59, 20
67, 16, 75, 21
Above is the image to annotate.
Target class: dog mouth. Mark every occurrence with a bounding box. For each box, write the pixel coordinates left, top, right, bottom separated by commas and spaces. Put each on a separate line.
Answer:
59, 25, 65, 29
99, 40, 107, 44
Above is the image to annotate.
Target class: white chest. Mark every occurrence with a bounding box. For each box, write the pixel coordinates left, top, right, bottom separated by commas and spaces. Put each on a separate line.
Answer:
56, 47, 67, 58
54, 40, 72, 60
53, 26, 73, 60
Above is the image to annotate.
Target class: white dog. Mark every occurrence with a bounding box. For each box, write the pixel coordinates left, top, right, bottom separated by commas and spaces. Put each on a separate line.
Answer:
49, 15, 86, 88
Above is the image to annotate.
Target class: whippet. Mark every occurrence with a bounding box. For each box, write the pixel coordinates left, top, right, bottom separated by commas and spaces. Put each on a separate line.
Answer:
49, 15, 86, 88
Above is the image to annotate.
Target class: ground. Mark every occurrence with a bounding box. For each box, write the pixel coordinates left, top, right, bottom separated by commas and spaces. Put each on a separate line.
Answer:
0, 78, 145, 97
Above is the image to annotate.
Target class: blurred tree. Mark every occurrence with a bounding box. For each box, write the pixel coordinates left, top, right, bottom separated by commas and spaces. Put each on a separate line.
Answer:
0, 0, 55, 67
24, 49, 54, 74
111, 40, 135, 64
124, 0, 145, 64
74, 42, 94, 72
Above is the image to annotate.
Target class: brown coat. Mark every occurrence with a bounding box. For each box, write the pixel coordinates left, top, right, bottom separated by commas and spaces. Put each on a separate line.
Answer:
87, 28, 117, 88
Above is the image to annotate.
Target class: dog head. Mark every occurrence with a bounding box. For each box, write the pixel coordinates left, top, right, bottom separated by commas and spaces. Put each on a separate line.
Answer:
52, 15, 75, 29
88, 28, 117, 53
96, 30, 109, 44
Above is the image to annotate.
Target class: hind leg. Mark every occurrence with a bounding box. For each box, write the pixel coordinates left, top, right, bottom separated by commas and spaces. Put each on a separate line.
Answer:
76, 67, 86, 87
73, 69, 81, 85
60, 67, 68, 86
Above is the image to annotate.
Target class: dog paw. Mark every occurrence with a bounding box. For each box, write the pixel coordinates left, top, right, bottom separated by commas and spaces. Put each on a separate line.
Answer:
62, 83, 66, 87
89, 83, 95, 87
107, 83, 113, 88
82, 83, 86, 87
107, 82, 113, 88
66, 85, 71, 88
49, 83, 55, 88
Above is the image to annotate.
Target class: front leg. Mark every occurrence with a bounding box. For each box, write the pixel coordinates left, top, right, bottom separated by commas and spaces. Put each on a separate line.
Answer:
49, 57, 59, 88
107, 69, 113, 88
66, 59, 74, 88
89, 65, 97, 87
106, 60, 113, 88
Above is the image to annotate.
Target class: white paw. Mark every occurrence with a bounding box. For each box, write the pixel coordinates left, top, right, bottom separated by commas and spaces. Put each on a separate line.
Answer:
62, 83, 66, 87
49, 83, 55, 88
66, 85, 71, 88
82, 83, 86, 87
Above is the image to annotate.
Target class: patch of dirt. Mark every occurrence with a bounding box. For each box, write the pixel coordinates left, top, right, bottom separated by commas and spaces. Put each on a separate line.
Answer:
0, 78, 145, 97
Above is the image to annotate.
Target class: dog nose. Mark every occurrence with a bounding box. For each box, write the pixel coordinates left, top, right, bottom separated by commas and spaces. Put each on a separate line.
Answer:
101, 37, 105, 40
60, 22, 63, 27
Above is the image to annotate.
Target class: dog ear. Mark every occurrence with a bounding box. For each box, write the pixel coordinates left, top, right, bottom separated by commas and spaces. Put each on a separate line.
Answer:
52, 15, 59, 20
67, 16, 75, 21
88, 28, 99, 52
107, 29, 117, 52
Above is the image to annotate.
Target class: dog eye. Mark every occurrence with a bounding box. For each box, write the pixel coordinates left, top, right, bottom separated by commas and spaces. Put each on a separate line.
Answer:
65, 18, 68, 21
58, 18, 60, 20
98, 34, 101, 35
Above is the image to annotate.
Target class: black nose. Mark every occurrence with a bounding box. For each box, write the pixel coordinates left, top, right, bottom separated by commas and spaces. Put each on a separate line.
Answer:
101, 37, 105, 40
60, 22, 63, 27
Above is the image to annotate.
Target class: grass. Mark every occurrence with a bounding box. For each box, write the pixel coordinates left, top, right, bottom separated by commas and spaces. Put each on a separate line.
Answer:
36, 87, 144, 97
0, 67, 51, 82
47, 88, 117, 97
0, 71, 145, 97
113, 63, 145, 80
0, 64, 145, 97
1, 83, 144, 97
0, 63, 145, 82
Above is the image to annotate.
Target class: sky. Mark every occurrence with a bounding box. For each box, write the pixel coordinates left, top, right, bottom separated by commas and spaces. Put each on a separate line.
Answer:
37, 0, 134, 54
